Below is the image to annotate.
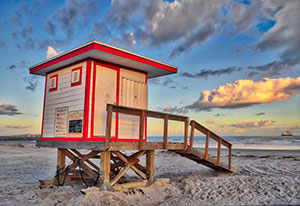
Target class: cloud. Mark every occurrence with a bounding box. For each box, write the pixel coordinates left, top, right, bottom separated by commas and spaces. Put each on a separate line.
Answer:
0, 104, 22, 116
23, 77, 41, 92
7, 65, 16, 70
170, 23, 216, 57
93, 22, 110, 39
182, 86, 188, 90
163, 105, 188, 114
205, 118, 215, 124
255, 112, 266, 116
230, 120, 275, 129
181, 67, 242, 79
187, 77, 300, 111
111, 32, 136, 48
163, 78, 174, 86
148, 78, 160, 85
45, 0, 98, 38
5, 125, 32, 129
254, 1, 300, 52
108, 0, 141, 28
0, 40, 5, 47
47, 46, 58, 59
248, 42, 300, 77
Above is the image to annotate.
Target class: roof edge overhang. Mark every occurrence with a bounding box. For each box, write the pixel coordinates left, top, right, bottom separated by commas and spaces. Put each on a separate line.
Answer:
29, 40, 178, 78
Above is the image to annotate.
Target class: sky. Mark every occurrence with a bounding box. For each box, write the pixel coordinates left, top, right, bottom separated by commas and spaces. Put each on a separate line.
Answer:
0, 0, 299, 136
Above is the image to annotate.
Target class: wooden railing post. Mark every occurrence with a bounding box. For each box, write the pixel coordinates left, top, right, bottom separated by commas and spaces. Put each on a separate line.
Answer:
139, 110, 145, 150
163, 114, 168, 149
184, 118, 189, 150
105, 105, 113, 150
188, 121, 195, 153
228, 144, 232, 169
217, 138, 222, 165
205, 131, 210, 160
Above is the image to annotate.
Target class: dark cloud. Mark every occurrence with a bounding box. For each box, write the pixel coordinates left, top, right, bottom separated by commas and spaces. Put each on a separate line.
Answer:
255, 112, 266, 116
8, 65, 16, 70
5, 125, 32, 129
214, 113, 227, 117
169, 86, 176, 89
162, 78, 174, 86
23, 77, 41, 92
0, 104, 22, 116
148, 78, 160, 85
254, 1, 300, 52
182, 86, 188, 90
181, 67, 242, 79
93, 22, 110, 39
0, 40, 4, 47
45, 0, 99, 38
108, 0, 141, 28
170, 23, 216, 58
247, 42, 300, 77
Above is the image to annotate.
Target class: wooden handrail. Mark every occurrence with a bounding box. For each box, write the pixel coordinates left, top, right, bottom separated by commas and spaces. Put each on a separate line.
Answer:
189, 120, 232, 169
105, 104, 189, 150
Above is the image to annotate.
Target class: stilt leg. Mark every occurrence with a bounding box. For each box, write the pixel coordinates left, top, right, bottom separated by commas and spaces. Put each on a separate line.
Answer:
57, 148, 66, 184
100, 151, 112, 190
146, 150, 155, 185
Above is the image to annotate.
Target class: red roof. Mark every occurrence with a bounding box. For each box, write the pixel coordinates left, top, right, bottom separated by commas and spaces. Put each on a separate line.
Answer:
30, 40, 177, 78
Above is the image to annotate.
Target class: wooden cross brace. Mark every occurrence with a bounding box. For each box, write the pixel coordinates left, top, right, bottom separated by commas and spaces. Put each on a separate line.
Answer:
100, 150, 155, 189
59, 149, 100, 181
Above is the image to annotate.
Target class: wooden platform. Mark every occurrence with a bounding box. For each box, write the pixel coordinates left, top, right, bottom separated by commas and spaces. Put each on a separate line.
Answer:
36, 140, 185, 151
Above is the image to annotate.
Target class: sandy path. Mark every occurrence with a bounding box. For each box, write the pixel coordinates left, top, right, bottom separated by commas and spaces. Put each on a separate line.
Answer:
0, 143, 299, 205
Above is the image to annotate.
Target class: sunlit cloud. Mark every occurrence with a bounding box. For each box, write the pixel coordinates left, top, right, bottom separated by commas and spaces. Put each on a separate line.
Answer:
230, 120, 275, 129
205, 118, 215, 124
46, 46, 57, 59
187, 77, 300, 111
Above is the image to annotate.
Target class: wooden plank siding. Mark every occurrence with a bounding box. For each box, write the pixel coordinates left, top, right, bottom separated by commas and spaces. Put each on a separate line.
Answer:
42, 62, 86, 138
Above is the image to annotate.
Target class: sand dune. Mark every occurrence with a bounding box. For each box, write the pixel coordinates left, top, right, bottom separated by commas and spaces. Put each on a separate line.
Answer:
0, 143, 299, 205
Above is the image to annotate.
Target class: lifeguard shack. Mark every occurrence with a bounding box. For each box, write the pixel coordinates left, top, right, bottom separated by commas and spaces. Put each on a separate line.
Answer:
31, 40, 234, 190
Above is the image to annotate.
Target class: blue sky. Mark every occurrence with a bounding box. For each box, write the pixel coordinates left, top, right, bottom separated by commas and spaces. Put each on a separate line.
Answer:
0, 0, 299, 136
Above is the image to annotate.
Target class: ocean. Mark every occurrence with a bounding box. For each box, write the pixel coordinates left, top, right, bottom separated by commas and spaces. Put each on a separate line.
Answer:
147, 135, 300, 150
1, 136, 299, 150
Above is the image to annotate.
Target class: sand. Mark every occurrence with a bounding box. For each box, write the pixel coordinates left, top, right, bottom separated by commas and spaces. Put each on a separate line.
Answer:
0, 143, 299, 205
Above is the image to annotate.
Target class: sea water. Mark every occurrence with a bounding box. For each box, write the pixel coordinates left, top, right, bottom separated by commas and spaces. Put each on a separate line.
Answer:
147, 135, 300, 150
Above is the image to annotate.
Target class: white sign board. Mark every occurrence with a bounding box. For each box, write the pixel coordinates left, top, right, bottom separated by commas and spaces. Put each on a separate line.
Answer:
54, 107, 68, 137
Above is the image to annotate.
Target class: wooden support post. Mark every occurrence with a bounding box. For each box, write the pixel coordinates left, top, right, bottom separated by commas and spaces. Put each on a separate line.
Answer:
163, 114, 168, 149
188, 121, 195, 153
57, 148, 66, 183
146, 150, 155, 185
228, 145, 232, 170
217, 138, 222, 165
100, 151, 111, 190
205, 131, 210, 160
139, 110, 145, 150
105, 105, 113, 150
184, 118, 189, 150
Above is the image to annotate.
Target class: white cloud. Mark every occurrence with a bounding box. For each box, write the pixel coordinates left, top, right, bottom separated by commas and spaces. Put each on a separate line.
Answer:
230, 120, 275, 129
46, 46, 57, 59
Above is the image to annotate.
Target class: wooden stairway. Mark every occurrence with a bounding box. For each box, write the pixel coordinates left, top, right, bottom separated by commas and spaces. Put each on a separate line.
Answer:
171, 148, 235, 172
170, 120, 236, 173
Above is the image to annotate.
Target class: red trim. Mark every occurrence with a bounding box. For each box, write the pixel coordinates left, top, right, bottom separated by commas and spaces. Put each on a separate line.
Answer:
145, 73, 148, 141
30, 44, 94, 73
83, 60, 92, 140
71, 66, 82, 87
49, 74, 58, 92
42, 137, 84, 141
30, 43, 177, 74
40, 75, 48, 140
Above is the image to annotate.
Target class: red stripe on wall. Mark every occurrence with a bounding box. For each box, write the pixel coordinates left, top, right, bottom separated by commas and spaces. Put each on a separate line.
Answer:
83, 60, 92, 140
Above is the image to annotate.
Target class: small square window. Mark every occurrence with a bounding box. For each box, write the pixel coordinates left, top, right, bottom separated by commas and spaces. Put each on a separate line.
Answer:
71, 67, 82, 87
49, 74, 58, 92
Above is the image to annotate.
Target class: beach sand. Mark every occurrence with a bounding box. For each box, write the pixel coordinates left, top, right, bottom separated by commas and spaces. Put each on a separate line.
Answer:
0, 143, 299, 205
